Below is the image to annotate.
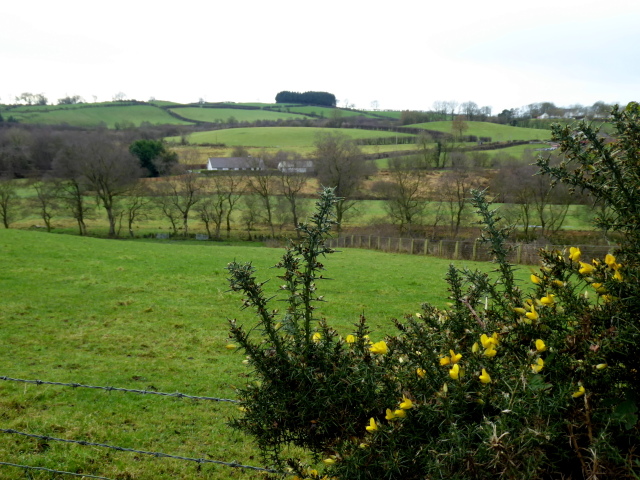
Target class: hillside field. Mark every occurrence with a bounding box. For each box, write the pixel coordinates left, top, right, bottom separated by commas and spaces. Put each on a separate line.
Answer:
168, 107, 312, 123
2, 104, 193, 128
409, 120, 551, 141
0, 229, 530, 479
171, 126, 416, 148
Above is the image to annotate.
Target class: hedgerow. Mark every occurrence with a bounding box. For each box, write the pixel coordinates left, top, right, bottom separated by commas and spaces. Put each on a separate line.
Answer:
226, 103, 640, 479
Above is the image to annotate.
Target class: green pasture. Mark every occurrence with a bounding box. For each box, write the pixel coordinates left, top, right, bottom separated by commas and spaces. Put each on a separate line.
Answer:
170, 127, 416, 148
365, 110, 403, 119
0, 228, 528, 479
273, 105, 377, 119
4, 104, 193, 128
409, 121, 551, 142
169, 107, 311, 123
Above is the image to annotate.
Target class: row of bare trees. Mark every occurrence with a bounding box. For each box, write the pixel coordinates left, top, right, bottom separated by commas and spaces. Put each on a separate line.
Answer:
0, 125, 597, 242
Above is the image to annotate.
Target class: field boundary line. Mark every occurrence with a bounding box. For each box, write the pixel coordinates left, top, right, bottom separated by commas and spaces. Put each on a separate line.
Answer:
0, 461, 114, 480
0, 376, 238, 403
1, 428, 283, 474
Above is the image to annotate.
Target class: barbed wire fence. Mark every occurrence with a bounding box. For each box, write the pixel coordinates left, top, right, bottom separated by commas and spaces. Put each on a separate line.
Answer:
0, 376, 238, 403
327, 234, 615, 265
0, 375, 283, 479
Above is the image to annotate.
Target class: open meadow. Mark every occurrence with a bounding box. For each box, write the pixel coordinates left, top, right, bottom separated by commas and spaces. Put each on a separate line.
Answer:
0, 229, 532, 479
170, 127, 416, 149
409, 120, 551, 142
3, 104, 193, 128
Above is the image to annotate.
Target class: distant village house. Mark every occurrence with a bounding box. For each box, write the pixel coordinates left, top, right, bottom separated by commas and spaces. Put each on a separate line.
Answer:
277, 160, 315, 174
207, 157, 265, 171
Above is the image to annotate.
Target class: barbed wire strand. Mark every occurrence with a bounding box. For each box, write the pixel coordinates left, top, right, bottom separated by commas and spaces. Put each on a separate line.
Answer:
0, 429, 283, 474
0, 376, 238, 403
0, 461, 115, 480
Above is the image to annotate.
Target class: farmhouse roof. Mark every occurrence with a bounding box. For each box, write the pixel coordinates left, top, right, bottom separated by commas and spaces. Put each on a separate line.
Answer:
207, 157, 265, 170
277, 160, 315, 173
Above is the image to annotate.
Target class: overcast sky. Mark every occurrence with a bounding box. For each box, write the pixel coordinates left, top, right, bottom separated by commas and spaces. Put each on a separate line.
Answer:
2, 0, 638, 113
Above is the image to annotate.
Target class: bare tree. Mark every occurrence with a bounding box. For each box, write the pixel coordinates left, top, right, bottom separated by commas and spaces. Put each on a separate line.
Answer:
116, 182, 152, 237
382, 157, 429, 235
314, 132, 375, 230
276, 151, 310, 234
451, 115, 469, 139
195, 176, 227, 240
222, 172, 246, 238
438, 163, 479, 238
490, 155, 573, 241
51, 140, 93, 236
0, 176, 19, 228
153, 166, 204, 238
31, 179, 59, 232
76, 133, 142, 237
247, 155, 279, 237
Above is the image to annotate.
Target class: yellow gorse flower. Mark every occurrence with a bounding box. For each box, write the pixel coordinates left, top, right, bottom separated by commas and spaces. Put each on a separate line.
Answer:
472, 342, 479, 353
526, 305, 539, 321
225, 344, 237, 350
540, 294, 555, 305
393, 409, 406, 418
369, 341, 388, 355
572, 385, 586, 398
579, 262, 595, 275
484, 346, 497, 358
385, 408, 396, 420
312, 332, 322, 342
323, 457, 336, 465
449, 363, 461, 380
416, 367, 426, 378
399, 396, 414, 409
366, 417, 378, 432
345, 334, 356, 344
596, 363, 608, 370
614, 269, 624, 281
531, 274, 542, 284
439, 356, 451, 366
531, 357, 544, 373
449, 349, 462, 363
513, 307, 527, 315
535, 339, 547, 352
605, 254, 616, 267
569, 247, 582, 262
479, 368, 491, 384
480, 333, 498, 349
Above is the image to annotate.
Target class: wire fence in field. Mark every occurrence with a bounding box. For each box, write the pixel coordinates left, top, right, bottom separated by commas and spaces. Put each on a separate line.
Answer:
0, 376, 238, 403
0, 428, 282, 475
326, 235, 614, 265
0, 375, 284, 480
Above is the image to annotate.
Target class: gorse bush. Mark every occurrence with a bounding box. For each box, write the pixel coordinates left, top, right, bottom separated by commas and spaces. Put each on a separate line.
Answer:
226, 104, 640, 479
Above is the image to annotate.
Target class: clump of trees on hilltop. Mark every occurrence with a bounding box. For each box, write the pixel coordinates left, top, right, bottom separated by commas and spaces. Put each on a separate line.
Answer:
275, 91, 337, 107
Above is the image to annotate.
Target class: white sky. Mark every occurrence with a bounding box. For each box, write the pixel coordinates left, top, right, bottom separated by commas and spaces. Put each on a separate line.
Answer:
2, 0, 638, 113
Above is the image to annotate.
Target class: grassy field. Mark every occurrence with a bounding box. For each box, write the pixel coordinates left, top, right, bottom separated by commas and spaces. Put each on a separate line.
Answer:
0, 228, 530, 479
169, 107, 312, 123
3, 104, 192, 128
409, 121, 551, 142
170, 127, 416, 148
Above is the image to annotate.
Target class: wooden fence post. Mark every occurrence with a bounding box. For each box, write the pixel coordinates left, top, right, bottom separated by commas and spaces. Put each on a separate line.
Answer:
454, 241, 460, 260
410, 239, 414, 254
424, 239, 429, 255
472, 239, 478, 261
517, 244, 522, 264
